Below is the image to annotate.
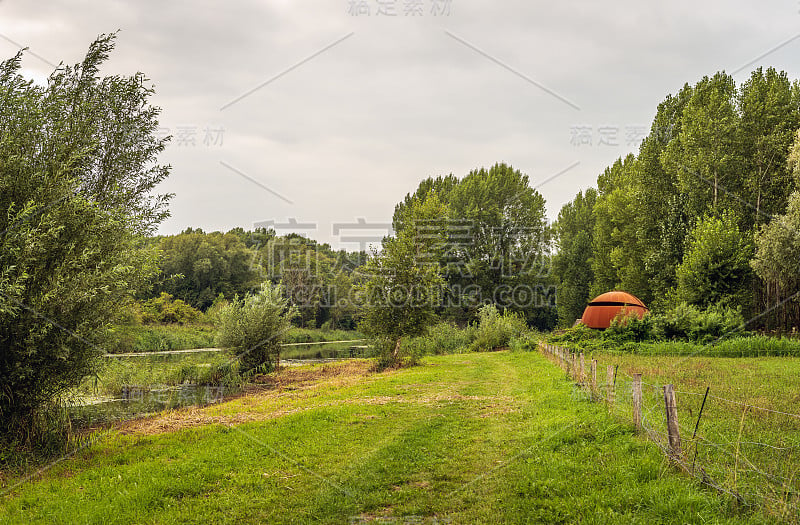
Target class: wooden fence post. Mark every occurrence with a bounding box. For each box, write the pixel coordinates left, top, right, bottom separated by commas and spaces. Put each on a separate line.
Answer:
571, 353, 577, 381
632, 373, 642, 431
579, 353, 585, 385
606, 365, 615, 409
663, 384, 681, 460
590, 359, 597, 400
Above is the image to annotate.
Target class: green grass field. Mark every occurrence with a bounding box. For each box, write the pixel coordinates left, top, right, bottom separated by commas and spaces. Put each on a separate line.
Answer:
0, 351, 772, 524
543, 345, 800, 520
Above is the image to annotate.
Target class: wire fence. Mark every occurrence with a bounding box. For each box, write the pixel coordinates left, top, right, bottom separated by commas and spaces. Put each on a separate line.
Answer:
538, 342, 800, 522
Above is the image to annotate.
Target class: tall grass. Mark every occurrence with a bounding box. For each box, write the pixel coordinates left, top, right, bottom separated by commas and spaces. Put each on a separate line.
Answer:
470, 305, 528, 351
633, 335, 800, 357
400, 322, 477, 357
105, 324, 215, 353
283, 327, 364, 343
570, 348, 800, 521
79, 352, 241, 397
394, 306, 534, 357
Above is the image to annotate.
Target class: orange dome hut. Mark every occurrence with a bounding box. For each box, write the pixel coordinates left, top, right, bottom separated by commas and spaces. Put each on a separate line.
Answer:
580, 291, 649, 329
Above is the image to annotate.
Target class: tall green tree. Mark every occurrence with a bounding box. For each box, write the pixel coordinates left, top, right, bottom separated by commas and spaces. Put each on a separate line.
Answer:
638, 86, 694, 303
553, 188, 597, 326
155, 229, 259, 310
752, 191, 800, 330
0, 35, 170, 443
669, 73, 741, 217
737, 67, 799, 229
358, 195, 448, 367
448, 163, 551, 326
392, 174, 459, 233
391, 164, 553, 328
675, 213, 754, 310
590, 156, 648, 299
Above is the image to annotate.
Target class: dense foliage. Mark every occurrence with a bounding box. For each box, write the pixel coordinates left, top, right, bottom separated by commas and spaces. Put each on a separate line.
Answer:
553, 67, 800, 330
0, 35, 170, 446
215, 282, 296, 373
392, 163, 556, 329
544, 302, 768, 354
149, 228, 365, 330
151, 228, 258, 310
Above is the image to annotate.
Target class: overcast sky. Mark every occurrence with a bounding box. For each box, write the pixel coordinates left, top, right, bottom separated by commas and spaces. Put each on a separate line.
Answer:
2, 0, 799, 250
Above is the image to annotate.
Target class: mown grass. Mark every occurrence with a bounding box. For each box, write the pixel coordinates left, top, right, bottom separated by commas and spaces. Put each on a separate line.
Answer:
552, 345, 800, 520
0, 352, 770, 524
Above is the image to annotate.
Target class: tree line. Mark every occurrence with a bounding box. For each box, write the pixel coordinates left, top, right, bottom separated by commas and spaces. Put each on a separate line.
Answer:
145, 227, 365, 330
553, 68, 800, 331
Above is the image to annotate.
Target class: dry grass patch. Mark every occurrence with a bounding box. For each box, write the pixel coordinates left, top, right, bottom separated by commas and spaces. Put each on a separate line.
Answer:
114, 359, 517, 436
117, 359, 375, 436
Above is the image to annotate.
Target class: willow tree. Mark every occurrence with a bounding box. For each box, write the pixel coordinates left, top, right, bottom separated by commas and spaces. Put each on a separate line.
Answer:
0, 34, 170, 445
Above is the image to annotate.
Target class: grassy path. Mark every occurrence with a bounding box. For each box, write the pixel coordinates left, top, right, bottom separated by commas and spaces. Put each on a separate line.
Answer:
0, 352, 767, 524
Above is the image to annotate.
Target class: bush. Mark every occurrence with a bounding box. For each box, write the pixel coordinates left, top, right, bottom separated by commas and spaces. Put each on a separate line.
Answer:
425, 322, 477, 354
652, 302, 745, 343
0, 35, 169, 451
398, 322, 477, 357
202, 293, 229, 327
546, 302, 750, 352
215, 282, 296, 374
603, 313, 655, 343
509, 331, 541, 352
549, 323, 602, 345
140, 293, 203, 325
471, 305, 528, 352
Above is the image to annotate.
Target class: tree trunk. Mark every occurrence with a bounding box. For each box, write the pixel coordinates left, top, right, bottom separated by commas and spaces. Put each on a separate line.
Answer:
713, 170, 718, 208
393, 337, 402, 361
755, 182, 762, 227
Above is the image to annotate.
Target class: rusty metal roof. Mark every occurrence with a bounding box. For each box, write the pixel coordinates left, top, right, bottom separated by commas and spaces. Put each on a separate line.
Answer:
580, 290, 649, 329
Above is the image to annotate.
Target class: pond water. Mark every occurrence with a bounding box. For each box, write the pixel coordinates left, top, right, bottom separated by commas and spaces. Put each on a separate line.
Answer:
70, 384, 226, 428
70, 341, 372, 428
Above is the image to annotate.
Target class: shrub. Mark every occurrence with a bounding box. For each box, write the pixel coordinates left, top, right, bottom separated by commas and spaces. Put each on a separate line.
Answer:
140, 292, 203, 325
215, 282, 297, 374
509, 332, 541, 352
0, 35, 169, 451
471, 305, 528, 352
603, 312, 655, 343
547, 302, 750, 352
202, 293, 229, 327
399, 322, 477, 357
548, 323, 602, 345
426, 322, 477, 354
652, 302, 745, 343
